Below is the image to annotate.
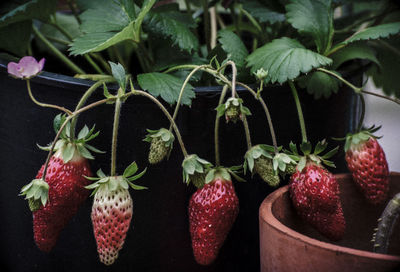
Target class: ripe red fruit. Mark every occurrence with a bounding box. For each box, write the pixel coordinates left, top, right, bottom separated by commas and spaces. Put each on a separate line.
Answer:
33, 151, 91, 252
188, 178, 239, 265
345, 137, 389, 204
289, 163, 345, 241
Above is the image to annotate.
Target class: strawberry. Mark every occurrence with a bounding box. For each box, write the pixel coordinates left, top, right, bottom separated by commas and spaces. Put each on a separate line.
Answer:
287, 141, 345, 241
289, 163, 345, 241
19, 118, 104, 252
32, 149, 92, 252
188, 168, 239, 265
143, 128, 175, 164
215, 97, 251, 124
344, 129, 389, 204
86, 163, 147, 265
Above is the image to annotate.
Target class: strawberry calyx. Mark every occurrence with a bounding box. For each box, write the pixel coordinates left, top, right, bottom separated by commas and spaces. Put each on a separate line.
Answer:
287, 140, 339, 172
343, 125, 381, 152
85, 162, 147, 195
215, 97, 251, 123
143, 128, 175, 164
19, 178, 49, 211
244, 144, 296, 186
182, 155, 213, 188
205, 166, 246, 185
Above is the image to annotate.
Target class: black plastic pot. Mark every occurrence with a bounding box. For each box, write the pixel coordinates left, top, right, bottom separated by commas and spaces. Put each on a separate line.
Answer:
0, 61, 358, 272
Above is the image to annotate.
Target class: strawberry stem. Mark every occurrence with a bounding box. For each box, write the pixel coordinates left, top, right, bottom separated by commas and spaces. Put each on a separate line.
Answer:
215, 85, 229, 166
25, 80, 73, 115
131, 88, 189, 157
219, 60, 237, 98
110, 97, 122, 176
70, 79, 114, 140
169, 65, 206, 132
357, 94, 366, 132
289, 81, 308, 143
237, 82, 279, 154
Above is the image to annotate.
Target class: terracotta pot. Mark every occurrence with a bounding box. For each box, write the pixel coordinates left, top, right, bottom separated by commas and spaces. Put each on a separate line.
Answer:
259, 172, 400, 272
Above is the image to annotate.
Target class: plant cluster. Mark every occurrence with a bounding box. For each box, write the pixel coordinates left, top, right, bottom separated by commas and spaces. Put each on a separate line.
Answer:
2, 0, 400, 266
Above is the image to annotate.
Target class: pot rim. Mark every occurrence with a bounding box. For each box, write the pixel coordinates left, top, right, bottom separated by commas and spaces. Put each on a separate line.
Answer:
259, 172, 400, 261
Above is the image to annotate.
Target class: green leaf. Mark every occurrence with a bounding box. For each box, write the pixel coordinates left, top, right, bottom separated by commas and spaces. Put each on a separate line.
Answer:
246, 37, 332, 84
69, 22, 135, 55
123, 162, 138, 177
62, 143, 75, 163
286, 0, 334, 54
0, 0, 57, 28
218, 29, 249, 69
79, 1, 135, 33
76, 144, 94, 160
127, 168, 147, 182
77, 125, 89, 140
0, 21, 31, 56
137, 73, 195, 105
301, 71, 340, 99
109, 62, 127, 91
216, 104, 226, 118
242, 0, 285, 24
341, 22, 400, 45
367, 38, 400, 98
331, 43, 380, 70
144, 10, 198, 52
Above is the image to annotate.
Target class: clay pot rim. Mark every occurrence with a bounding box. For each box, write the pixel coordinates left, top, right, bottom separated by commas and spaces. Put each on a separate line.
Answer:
259, 172, 400, 261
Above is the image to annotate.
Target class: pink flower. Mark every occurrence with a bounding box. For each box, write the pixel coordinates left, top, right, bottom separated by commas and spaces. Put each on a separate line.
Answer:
7, 56, 45, 79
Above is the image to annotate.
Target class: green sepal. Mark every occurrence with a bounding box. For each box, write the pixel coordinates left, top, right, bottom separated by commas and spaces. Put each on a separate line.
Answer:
19, 179, 49, 211
300, 141, 312, 155
182, 154, 212, 187
53, 113, 67, 134
123, 161, 138, 178
244, 145, 276, 174
314, 139, 328, 155
143, 128, 175, 147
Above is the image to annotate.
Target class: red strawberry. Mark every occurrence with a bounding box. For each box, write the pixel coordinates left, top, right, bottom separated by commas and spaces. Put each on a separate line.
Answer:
188, 173, 239, 265
33, 149, 92, 252
345, 133, 389, 204
91, 178, 133, 265
289, 163, 345, 241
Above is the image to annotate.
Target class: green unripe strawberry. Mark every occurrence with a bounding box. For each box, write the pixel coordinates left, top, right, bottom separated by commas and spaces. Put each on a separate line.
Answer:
149, 137, 170, 164
254, 156, 280, 187
144, 128, 175, 165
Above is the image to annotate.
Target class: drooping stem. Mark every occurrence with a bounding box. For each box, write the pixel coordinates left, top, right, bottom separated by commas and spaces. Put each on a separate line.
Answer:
215, 85, 229, 166
373, 193, 400, 254
32, 25, 85, 74
130, 86, 188, 157
210, 6, 217, 49
237, 82, 279, 153
317, 68, 400, 105
224, 60, 237, 98
70, 79, 114, 139
202, 0, 211, 53
169, 65, 205, 131
289, 81, 308, 143
26, 80, 73, 115
110, 97, 122, 176
357, 94, 366, 132
241, 114, 252, 150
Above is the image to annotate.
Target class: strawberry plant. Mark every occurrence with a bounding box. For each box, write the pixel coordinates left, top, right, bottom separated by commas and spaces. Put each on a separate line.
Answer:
1, 0, 400, 270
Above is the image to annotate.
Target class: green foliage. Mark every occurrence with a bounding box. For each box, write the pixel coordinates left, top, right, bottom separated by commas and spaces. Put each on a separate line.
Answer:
217, 30, 249, 69
298, 71, 341, 99
286, 0, 334, 54
341, 22, 400, 45
0, 21, 31, 56
246, 37, 332, 84
367, 38, 400, 97
109, 62, 127, 91
144, 10, 198, 53
241, 0, 285, 24
0, 0, 56, 27
137, 72, 195, 105
330, 43, 379, 69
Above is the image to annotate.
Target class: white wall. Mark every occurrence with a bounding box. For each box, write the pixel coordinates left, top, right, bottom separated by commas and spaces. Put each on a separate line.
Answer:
364, 79, 400, 172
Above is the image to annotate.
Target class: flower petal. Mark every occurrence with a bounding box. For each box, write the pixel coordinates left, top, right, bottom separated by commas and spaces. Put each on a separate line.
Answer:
19, 56, 40, 78
7, 62, 22, 78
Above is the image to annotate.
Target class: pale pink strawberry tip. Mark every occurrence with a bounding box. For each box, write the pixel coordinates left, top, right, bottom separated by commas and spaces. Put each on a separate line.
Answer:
7, 56, 45, 79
